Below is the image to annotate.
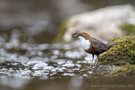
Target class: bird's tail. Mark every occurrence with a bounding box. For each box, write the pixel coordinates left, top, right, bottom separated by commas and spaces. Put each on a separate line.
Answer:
106, 42, 116, 49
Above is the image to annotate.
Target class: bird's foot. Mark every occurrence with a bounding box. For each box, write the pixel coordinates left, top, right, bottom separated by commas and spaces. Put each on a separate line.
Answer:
79, 58, 98, 73
89, 58, 98, 71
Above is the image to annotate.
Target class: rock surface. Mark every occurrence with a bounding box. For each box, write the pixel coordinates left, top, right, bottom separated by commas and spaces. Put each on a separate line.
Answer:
99, 35, 135, 65
57, 5, 135, 42
98, 35, 135, 76
112, 65, 135, 76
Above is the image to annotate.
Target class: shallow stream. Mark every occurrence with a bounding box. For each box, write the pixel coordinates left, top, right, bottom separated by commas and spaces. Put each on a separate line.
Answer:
0, 0, 135, 90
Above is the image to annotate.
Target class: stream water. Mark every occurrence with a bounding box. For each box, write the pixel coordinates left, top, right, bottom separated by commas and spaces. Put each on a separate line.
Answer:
0, 0, 135, 90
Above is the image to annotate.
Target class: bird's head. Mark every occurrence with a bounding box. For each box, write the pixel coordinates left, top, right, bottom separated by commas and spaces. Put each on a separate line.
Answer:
72, 32, 90, 39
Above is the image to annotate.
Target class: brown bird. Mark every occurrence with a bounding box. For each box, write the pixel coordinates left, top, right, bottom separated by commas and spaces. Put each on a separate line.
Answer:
73, 32, 112, 61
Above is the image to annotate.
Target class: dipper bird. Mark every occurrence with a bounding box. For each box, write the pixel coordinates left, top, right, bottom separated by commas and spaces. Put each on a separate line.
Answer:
73, 32, 112, 62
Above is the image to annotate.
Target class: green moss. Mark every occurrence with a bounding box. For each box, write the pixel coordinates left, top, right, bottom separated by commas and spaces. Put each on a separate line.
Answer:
120, 23, 135, 35
53, 20, 68, 43
112, 65, 135, 76
99, 36, 135, 65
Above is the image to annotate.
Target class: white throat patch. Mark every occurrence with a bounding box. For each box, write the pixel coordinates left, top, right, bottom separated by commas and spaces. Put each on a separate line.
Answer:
78, 36, 91, 50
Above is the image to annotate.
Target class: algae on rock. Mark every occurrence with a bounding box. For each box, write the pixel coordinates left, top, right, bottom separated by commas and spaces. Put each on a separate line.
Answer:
112, 65, 135, 76
120, 23, 135, 35
53, 20, 68, 43
99, 36, 135, 65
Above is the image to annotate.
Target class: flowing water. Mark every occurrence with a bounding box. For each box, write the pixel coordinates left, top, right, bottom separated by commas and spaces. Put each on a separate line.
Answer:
0, 0, 135, 90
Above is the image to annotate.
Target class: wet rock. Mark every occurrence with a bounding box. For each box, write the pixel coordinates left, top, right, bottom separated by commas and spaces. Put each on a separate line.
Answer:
97, 35, 135, 76
99, 35, 135, 65
56, 4, 135, 42
112, 65, 135, 76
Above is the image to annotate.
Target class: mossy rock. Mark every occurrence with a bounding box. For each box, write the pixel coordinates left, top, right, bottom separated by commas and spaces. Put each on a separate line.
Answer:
99, 35, 135, 65
112, 65, 135, 76
120, 23, 135, 35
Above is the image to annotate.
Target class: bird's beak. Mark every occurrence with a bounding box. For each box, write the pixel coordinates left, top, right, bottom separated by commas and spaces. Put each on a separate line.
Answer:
72, 32, 79, 38
72, 34, 77, 37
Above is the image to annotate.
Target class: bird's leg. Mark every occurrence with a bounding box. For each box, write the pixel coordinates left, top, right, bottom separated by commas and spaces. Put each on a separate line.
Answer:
79, 54, 94, 72
91, 54, 94, 64
87, 54, 94, 70
88, 54, 98, 70
79, 54, 98, 73
93, 58, 98, 68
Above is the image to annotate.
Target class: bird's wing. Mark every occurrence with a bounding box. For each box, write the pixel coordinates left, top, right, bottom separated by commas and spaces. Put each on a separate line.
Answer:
90, 38, 108, 53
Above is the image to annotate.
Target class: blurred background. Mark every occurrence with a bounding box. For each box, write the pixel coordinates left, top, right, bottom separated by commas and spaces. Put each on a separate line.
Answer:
0, 0, 135, 43
0, 0, 135, 90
